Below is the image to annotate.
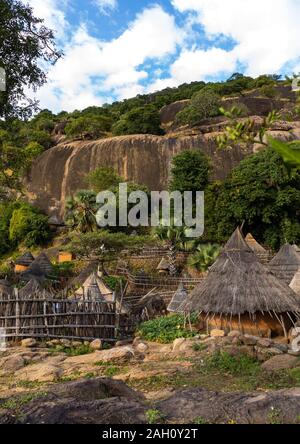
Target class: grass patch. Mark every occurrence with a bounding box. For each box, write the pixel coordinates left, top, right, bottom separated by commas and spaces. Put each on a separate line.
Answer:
137, 314, 198, 343
203, 352, 260, 377
94, 361, 124, 377
192, 343, 208, 352
193, 416, 209, 424
145, 409, 166, 424
0, 392, 48, 411
48, 344, 92, 357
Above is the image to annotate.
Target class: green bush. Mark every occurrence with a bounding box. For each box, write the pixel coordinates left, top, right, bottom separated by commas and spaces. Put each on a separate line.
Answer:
9, 204, 50, 247
205, 351, 260, 377
87, 167, 123, 193
137, 314, 198, 343
176, 89, 222, 126
112, 106, 163, 136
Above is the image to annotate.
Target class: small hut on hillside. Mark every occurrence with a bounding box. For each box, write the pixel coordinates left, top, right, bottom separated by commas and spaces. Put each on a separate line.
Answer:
290, 269, 300, 296
157, 258, 170, 275
269, 244, 300, 284
21, 263, 46, 283
245, 233, 271, 264
32, 253, 53, 276
14, 252, 34, 273
179, 228, 300, 338
167, 282, 188, 313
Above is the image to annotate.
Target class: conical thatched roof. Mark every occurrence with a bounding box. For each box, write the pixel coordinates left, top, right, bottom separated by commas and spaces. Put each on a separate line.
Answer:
157, 257, 169, 272
245, 233, 267, 254
179, 228, 300, 317
290, 268, 300, 296
167, 282, 188, 313
76, 272, 106, 301
31, 252, 53, 276
269, 244, 300, 284
0, 279, 12, 296
19, 279, 43, 298
15, 252, 34, 266
293, 244, 300, 254
21, 262, 46, 282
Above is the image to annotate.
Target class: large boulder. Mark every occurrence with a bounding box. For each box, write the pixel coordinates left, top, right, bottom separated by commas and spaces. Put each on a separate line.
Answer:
261, 355, 300, 372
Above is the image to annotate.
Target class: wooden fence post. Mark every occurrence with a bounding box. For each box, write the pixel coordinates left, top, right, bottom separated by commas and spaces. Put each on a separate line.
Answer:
15, 288, 20, 338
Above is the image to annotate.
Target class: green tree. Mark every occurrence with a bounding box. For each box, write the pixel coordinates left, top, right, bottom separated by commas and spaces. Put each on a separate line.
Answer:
213, 149, 300, 249
65, 116, 111, 140
65, 190, 98, 233
112, 106, 163, 136
176, 89, 222, 126
169, 150, 210, 194
9, 203, 50, 247
87, 167, 123, 193
0, 0, 61, 119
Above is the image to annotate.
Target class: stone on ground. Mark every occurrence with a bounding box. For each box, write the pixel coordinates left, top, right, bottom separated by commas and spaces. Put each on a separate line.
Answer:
261, 354, 300, 372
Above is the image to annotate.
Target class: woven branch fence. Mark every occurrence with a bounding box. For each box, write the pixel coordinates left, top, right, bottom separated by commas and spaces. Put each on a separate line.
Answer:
0, 290, 117, 342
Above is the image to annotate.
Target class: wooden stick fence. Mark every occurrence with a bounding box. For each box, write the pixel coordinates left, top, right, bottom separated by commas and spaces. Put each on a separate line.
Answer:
0, 290, 117, 342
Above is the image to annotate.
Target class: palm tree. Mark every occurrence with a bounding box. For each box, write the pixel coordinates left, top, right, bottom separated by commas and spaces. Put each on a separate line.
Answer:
155, 222, 195, 276
188, 244, 221, 273
65, 190, 98, 233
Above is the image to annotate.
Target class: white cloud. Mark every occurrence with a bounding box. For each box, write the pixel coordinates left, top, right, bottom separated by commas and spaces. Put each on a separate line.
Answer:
27, 0, 68, 39
171, 0, 300, 76
35, 5, 184, 110
94, 0, 117, 14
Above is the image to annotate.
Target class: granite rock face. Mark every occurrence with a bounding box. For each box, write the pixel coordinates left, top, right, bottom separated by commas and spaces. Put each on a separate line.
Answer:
25, 133, 253, 218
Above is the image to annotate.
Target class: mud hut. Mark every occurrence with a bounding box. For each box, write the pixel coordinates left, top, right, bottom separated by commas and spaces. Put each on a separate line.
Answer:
245, 233, 271, 264
179, 228, 300, 338
290, 269, 300, 296
269, 244, 300, 285
157, 257, 170, 275
167, 282, 188, 313
14, 252, 34, 273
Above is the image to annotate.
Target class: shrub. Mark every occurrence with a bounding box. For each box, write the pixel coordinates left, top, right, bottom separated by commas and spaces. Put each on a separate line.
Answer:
9, 204, 50, 247
112, 106, 163, 136
205, 351, 260, 377
188, 244, 221, 272
137, 314, 198, 343
176, 89, 222, 126
145, 409, 166, 424
87, 167, 123, 193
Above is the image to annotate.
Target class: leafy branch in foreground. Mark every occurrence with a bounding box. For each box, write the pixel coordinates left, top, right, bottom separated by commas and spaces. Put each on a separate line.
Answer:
217, 107, 300, 171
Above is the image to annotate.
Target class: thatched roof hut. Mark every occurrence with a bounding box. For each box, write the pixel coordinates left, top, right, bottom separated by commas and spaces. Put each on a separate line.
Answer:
167, 282, 188, 313
157, 257, 170, 274
245, 233, 267, 255
269, 244, 300, 284
179, 228, 300, 337
19, 279, 43, 298
293, 244, 300, 254
21, 263, 46, 282
0, 279, 12, 296
15, 252, 34, 267
31, 253, 53, 276
290, 269, 300, 296
75, 270, 114, 302
75, 272, 106, 301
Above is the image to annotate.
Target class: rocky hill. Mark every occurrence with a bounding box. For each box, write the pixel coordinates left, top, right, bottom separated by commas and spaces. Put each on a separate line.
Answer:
24, 86, 299, 220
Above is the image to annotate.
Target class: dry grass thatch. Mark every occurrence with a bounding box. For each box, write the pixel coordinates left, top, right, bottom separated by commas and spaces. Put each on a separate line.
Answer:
75, 271, 114, 302
245, 233, 267, 254
167, 282, 188, 313
269, 244, 300, 284
19, 279, 44, 298
31, 252, 53, 275
15, 252, 34, 266
157, 257, 170, 272
179, 228, 300, 319
290, 268, 300, 296
0, 279, 12, 296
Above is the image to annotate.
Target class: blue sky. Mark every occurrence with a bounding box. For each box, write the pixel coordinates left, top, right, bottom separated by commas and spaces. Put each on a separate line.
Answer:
27, 0, 300, 112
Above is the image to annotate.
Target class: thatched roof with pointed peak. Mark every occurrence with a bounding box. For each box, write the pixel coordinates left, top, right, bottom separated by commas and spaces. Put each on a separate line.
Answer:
290, 268, 300, 296
245, 233, 267, 254
0, 279, 12, 296
76, 272, 106, 301
15, 252, 34, 266
21, 262, 46, 282
19, 279, 43, 298
31, 252, 53, 276
157, 257, 170, 271
269, 244, 300, 284
293, 244, 300, 254
167, 282, 188, 313
179, 228, 300, 317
